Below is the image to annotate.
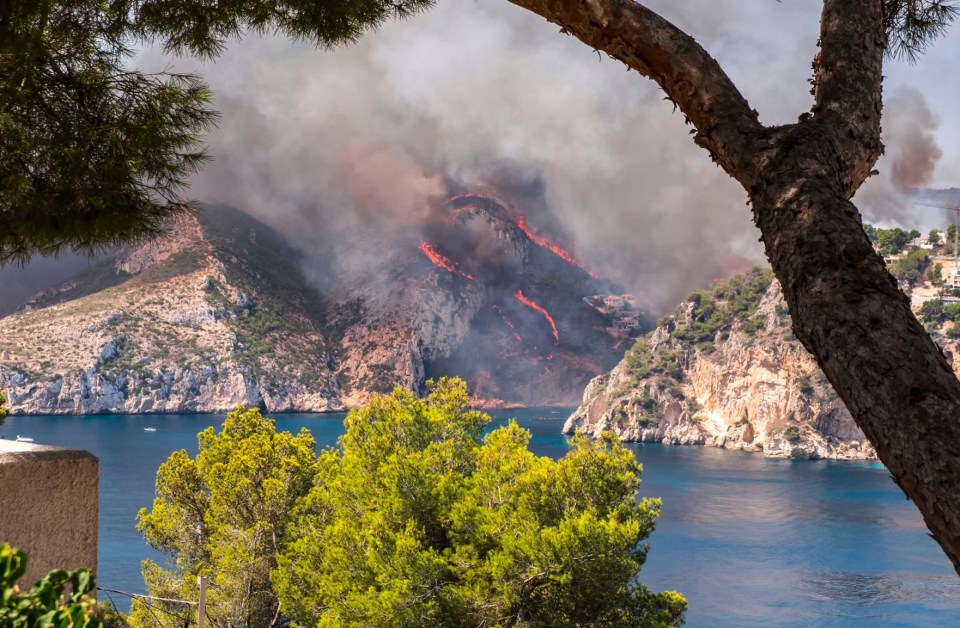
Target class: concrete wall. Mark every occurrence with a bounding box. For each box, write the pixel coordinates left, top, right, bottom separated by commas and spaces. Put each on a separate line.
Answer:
0, 440, 98, 586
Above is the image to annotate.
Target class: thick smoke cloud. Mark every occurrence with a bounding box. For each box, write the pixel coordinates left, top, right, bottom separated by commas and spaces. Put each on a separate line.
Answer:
135, 0, 939, 312
855, 87, 945, 225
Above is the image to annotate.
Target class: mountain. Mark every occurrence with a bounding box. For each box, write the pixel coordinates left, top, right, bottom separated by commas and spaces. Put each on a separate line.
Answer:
565, 268, 878, 460
0, 201, 638, 414
0, 206, 342, 414
328, 194, 640, 407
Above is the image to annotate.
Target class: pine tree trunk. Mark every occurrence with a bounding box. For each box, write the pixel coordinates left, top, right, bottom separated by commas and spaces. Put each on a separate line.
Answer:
504, 0, 960, 573
750, 130, 960, 571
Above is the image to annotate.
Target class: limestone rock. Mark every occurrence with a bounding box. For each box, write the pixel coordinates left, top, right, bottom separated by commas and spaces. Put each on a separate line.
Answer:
566, 269, 877, 461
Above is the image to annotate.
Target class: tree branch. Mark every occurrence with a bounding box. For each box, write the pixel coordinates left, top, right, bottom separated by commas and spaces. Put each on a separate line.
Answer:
812, 0, 886, 195
505, 0, 764, 188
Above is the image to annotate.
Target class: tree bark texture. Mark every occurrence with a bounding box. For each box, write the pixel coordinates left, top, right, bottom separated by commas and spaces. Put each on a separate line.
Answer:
505, 0, 960, 572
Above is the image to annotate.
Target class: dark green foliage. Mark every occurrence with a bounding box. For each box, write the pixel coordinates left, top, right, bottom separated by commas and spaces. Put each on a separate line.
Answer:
918, 298, 960, 333
0, 1, 217, 264
798, 373, 814, 395
784, 426, 801, 444
133, 0, 436, 59
673, 267, 773, 344
884, 0, 960, 61
890, 248, 928, 283
865, 224, 917, 255
929, 229, 942, 246
0, 544, 105, 627
0, 0, 432, 264
0, 390, 7, 427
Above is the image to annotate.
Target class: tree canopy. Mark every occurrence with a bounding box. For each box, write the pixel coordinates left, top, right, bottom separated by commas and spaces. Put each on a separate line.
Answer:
133, 405, 318, 626
0, 0, 432, 264
133, 380, 685, 626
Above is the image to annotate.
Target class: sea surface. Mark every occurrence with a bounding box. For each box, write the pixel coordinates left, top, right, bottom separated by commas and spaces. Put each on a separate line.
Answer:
4, 409, 959, 626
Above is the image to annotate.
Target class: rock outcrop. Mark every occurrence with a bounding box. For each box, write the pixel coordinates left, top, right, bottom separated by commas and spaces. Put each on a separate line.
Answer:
0, 207, 342, 414
1, 200, 633, 414
565, 268, 877, 460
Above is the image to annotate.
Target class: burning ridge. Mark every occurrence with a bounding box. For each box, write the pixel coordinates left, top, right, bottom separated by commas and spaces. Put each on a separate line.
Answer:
514, 289, 559, 344
515, 216, 596, 277
418, 242, 475, 280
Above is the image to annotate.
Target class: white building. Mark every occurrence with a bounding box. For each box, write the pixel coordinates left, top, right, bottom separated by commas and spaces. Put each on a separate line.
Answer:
944, 264, 960, 289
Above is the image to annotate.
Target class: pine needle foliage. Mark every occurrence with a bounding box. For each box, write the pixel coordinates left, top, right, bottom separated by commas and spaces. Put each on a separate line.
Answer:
273, 379, 686, 627
884, 0, 960, 61
0, 0, 434, 264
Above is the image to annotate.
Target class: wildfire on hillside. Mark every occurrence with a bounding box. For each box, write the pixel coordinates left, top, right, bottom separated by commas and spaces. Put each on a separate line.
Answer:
514, 289, 559, 344
418, 242, 475, 280
515, 216, 596, 277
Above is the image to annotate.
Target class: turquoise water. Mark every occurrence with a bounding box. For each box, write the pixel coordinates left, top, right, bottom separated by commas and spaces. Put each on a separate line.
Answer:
3, 410, 959, 626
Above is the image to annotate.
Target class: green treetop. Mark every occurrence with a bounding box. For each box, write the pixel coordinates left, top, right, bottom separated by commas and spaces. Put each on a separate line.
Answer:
133, 379, 685, 626
133, 406, 319, 627
273, 379, 684, 626
863, 224, 919, 256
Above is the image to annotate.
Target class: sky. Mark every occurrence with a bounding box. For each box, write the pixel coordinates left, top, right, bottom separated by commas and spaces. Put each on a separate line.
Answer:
7, 0, 960, 314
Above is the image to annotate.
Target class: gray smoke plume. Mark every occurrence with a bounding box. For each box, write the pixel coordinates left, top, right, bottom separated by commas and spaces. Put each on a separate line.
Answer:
132, 0, 934, 312
855, 87, 944, 225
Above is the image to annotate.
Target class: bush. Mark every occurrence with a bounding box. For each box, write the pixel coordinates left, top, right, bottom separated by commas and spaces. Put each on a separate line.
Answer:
0, 544, 107, 627
890, 248, 928, 283
784, 426, 801, 444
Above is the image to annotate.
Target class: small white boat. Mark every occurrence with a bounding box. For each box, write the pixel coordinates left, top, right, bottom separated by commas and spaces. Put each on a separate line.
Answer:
15, 435, 34, 442
143, 427, 157, 432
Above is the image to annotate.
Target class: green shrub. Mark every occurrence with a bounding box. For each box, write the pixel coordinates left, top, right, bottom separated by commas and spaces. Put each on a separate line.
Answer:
0, 544, 107, 627
784, 426, 801, 444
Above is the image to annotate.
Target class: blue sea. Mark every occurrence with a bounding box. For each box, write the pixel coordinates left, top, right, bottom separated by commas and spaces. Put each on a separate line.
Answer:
3, 409, 959, 626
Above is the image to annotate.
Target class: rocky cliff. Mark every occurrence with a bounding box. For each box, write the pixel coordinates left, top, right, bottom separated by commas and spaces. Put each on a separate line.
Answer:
565, 268, 877, 460
1, 200, 634, 414
0, 207, 342, 414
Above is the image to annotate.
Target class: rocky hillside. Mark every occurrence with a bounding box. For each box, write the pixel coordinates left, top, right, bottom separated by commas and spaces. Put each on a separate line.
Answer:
565, 268, 878, 460
0, 200, 636, 414
322, 194, 637, 408
0, 206, 342, 414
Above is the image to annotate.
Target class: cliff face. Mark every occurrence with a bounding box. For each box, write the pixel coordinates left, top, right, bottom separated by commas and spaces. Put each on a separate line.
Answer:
1, 200, 633, 414
565, 268, 877, 460
0, 207, 342, 414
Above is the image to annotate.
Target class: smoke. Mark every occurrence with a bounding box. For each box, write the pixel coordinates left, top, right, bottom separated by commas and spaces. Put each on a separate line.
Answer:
131, 0, 800, 313
135, 0, 934, 312
855, 87, 944, 225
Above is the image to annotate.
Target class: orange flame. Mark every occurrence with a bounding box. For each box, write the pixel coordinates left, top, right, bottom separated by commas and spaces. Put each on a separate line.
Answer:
516, 216, 596, 278
447, 193, 486, 204
419, 242, 475, 280
514, 289, 559, 344
492, 304, 523, 342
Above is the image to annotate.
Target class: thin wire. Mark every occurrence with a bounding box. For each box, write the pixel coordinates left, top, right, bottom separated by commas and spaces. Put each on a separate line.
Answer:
102, 590, 133, 628
98, 586, 199, 605
97, 586, 195, 625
